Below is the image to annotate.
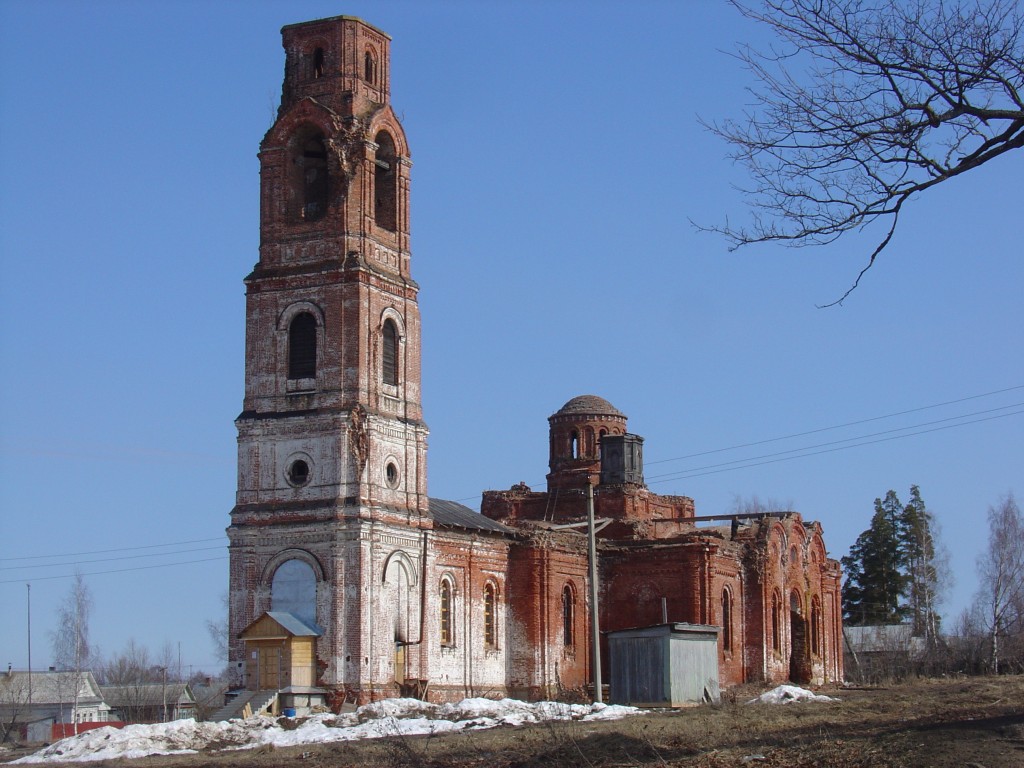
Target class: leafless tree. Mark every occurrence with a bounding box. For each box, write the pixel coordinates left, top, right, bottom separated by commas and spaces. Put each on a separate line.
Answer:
704, 0, 1024, 305
975, 493, 1024, 673
50, 572, 94, 735
0, 671, 32, 744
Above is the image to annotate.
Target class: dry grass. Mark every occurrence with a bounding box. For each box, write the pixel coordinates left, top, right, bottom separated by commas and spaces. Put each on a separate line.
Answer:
4, 676, 1023, 768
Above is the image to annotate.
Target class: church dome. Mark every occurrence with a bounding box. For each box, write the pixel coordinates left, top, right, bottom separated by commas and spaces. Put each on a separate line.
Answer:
553, 395, 625, 418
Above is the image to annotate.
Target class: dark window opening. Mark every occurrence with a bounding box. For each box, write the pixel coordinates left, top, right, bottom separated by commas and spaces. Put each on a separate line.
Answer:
300, 135, 328, 221
571, 431, 579, 459
771, 592, 781, 651
385, 461, 399, 488
374, 131, 398, 231
313, 47, 325, 79
288, 459, 310, 486
382, 319, 398, 386
810, 599, 821, 656
364, 51, 376, 83
562, 585, 574, 647
722, 589, 733, 652
288, 312, 317, 379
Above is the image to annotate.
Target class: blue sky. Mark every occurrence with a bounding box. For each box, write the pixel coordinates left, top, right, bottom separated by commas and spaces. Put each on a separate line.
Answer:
1, 0, 1021, 675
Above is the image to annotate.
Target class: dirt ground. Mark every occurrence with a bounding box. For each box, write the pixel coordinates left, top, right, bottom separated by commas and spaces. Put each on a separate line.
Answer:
4, 675, 1023, 767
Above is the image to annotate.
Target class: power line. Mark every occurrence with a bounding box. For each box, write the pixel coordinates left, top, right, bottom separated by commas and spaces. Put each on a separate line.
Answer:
646, 384, 1024, 466
0, 537, 225, 563
648, 408, 1024, 484
647, 402, 1024, 482
0, 556, 228, 585
0, 546, 226, 572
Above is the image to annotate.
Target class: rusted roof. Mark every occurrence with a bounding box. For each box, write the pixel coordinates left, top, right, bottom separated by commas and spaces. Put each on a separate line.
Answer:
429, 498, 513, 533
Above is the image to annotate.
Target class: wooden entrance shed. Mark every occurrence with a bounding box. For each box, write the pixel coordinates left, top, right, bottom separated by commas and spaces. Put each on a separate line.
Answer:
239, 611, 322, 693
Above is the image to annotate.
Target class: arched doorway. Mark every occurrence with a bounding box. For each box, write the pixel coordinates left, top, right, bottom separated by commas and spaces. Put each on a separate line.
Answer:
789, 590, 811, 683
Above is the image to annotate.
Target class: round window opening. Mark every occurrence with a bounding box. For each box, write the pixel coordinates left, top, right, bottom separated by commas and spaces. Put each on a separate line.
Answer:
385, 461, 400, 489
288, 459, 310, 487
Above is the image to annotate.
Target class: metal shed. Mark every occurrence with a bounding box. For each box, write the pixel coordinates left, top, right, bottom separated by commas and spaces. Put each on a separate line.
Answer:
608, 623, 721, 707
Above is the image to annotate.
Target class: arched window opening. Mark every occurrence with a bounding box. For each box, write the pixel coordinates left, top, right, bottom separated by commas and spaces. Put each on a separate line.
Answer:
571, 431, 580, 459
288, 312, 317, 379
562, 585, 575, 647
382, 318, 399, 386
364, 51, 376, 83
313, 47, 325, 78
439, 579, 453, 646
374, 131, 398, 231
296, 133, 328, 222
271, 559, 317, 626
721, 588, 733, 652
483, 583, 496, 648
597, 429, 607, 458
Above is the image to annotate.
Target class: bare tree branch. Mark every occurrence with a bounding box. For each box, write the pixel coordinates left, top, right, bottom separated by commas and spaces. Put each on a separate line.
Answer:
702, 0, 1024, 302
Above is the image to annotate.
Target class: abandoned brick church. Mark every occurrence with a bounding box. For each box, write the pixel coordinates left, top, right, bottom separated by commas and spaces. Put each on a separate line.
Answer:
227, 15, 844, 706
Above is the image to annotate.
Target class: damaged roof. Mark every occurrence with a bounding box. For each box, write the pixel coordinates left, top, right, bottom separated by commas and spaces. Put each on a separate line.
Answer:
429, 498, 513, 534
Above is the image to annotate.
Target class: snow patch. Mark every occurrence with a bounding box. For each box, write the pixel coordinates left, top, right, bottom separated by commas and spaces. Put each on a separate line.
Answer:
14, 697, 644, 763
746, 685, 839, 705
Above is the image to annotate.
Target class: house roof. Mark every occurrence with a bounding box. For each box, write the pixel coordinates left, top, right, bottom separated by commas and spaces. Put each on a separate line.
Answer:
429, 497, 513, 533
844, 624, 926, 653
100, 683, 195, 708
0, 670, 105, 707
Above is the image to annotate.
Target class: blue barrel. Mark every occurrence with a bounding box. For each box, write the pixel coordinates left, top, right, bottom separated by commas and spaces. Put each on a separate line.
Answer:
283, 708, 296, 718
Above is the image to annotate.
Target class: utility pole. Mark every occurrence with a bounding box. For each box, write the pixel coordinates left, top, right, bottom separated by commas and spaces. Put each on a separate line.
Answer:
586, 481, 602, 703
26, 583, 32, 707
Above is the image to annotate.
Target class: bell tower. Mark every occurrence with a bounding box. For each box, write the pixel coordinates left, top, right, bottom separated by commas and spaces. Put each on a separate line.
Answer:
228, 16, 430, 697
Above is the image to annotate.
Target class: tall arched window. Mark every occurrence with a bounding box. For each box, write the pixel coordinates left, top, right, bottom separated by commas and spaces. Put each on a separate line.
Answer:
810, 597, 822, 656
295, 133, 328, 222
571, 431, 580, 459
483, 583, 496, 648
288, 312, 317, 379
439, 578, 453, 646
382, 318, 398, 386
721, 588, 733, 652
771, 590, 781, 651
562, 585, 575, 647
271, 559, 317, 626
374, 131, 398, 231
313, 47, 325, 78
364, 51, 376, 83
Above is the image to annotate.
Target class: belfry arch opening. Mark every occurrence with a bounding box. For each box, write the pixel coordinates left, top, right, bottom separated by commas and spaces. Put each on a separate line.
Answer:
374, 131, 398, 231
289, 128, 329, 222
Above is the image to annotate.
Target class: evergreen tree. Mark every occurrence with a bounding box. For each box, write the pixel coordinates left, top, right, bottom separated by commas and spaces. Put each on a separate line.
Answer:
842, 490, 907, 625
898, 485, 944, 643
